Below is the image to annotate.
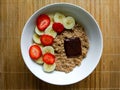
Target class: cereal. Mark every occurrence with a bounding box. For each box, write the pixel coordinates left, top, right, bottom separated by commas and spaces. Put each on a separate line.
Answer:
53, 24, 89, 73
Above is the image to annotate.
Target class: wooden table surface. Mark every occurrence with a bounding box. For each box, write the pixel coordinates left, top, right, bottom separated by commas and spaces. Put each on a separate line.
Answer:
0, 0, 120, 90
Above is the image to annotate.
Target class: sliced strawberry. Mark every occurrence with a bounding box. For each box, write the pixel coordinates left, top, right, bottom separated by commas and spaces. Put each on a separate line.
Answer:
43, 53, 55, 64
36, 14, 50, 31
52, 22, 64, 34
40, 34, 54, 46
29, 44, 42, 60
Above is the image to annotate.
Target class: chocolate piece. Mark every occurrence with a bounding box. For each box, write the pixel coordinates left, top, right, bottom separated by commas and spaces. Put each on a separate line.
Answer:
64, 37, 82, 57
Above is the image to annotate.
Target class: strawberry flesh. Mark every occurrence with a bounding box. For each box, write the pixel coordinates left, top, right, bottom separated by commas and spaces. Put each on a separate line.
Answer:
36, 14, 50, 31
43, 53, 55, 64
52, 22, 64, 34
40, 34, 54, 46
29, 45, 42, 60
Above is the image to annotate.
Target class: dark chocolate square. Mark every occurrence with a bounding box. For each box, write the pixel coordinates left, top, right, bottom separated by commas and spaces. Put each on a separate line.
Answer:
64, 37, 82, 57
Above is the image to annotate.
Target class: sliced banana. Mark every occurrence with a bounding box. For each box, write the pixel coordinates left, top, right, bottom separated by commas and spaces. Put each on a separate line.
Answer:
47, 13, 54, 22
63, 16, 75, 29
33, 33, 41, 44
39, 44, 44, 49
54, 12, 65, 24
43, 63, 56, 72
45, 25, 57, 38
35, 26, 44, 36
42, 46, 54, 55
36, 57, 44, 64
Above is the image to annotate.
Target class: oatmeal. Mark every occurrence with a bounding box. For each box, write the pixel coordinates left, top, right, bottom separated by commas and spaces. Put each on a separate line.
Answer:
53, 24, 89, 73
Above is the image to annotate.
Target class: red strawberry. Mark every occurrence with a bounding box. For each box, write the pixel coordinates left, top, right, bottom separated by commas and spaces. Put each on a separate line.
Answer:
29, 44, 42, 60
40, 34, 54, 46
36, 14, 50, 31
43, 53, 55, 64
52, 22, 64, 34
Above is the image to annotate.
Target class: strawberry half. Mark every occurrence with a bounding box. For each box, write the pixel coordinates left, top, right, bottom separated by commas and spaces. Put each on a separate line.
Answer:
40, 34, 54, 46
29, 44, 42, 60
52, 22, 64, 34
43, 53, 55, 64
36, 14, 50, 31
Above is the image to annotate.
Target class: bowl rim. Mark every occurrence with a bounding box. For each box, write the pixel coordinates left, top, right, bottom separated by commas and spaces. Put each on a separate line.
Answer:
21, 3, 103, 85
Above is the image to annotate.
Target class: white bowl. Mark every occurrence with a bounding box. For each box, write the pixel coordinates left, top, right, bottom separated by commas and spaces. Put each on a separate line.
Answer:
21, 3, 103, 85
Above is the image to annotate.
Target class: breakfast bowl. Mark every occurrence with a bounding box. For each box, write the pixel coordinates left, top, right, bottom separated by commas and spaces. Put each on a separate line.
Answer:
21, 3, 103, 85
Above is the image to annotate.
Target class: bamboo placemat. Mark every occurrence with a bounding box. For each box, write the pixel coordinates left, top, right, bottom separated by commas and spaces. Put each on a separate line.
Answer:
0, 0, 120, 89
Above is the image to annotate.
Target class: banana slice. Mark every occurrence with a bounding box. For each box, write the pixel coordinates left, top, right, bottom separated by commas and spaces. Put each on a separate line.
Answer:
54, 12, 65, 24
63, 16, 75, 29
35, 26, 44, 36
43, 63, 56, 72
49, 22, 53, 26
33, 33, 41, 44
36, 57, 44, 64
47, 13, 54, 22
42, 46, 54, 55
45, 25, 57, 38
39, 44, 44, 49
